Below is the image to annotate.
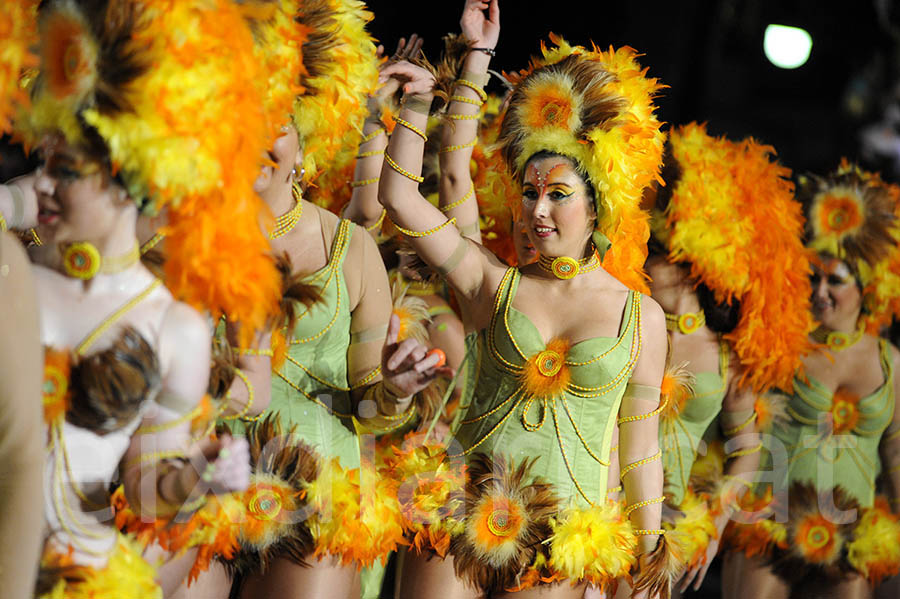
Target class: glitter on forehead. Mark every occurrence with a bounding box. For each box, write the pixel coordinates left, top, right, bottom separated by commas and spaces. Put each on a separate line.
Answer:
526, 162, 570, 197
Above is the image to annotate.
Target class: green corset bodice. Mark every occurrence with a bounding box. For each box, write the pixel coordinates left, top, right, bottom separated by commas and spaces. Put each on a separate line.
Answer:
763, 339, 894, 507
267, 219, 360, 468
661, 342, 728, 506
453, 267, 642, 508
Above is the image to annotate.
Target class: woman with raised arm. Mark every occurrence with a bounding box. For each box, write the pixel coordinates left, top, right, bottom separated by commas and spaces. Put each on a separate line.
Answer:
723, 162, 900, 599
378, 5, 671, 596
17, 0, 284, 595
638, 123, 813, 594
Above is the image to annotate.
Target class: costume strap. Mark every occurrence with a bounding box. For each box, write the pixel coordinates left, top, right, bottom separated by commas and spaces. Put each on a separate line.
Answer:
434, 236, 469, 277
75, 279, 163, 356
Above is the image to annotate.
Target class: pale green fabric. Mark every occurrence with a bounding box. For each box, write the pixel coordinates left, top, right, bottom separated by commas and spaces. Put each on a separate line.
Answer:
453, 267, 641, 507
660, 342, 728, 506
233, 219, 360, 470
759, 339, 894, 507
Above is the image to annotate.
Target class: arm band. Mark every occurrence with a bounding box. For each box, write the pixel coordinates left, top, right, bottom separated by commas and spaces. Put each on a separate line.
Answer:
434, 236, 469, 277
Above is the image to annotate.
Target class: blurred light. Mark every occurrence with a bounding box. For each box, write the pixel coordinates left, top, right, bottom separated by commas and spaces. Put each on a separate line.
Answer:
764, 24, 812, 69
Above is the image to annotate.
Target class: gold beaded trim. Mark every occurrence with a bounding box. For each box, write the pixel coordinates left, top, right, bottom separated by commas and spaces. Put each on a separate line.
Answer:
440, 185, 474, 213
75, 279, 162, 356
446, 113, 479, 121
361, 128, 386, 143
365, 209, 387, 232
455, 79, 488, 102
812, 325, 865, 352
238, 347, 274, 357
634, 529, 665, 536
537, 251, 601, 280
140, 232, 165, 255
224, 368, 258, 421
384, 152, 424, 183
356, 149, 384, 159
0, 212, 6, 232
440, 139, 477, 154
620, 450, 662, 478
722, 411, 757, 436
624, 495, 665, 517
617, 396, 667, 424
270, 196, 303, 240
395, 217, 457, 238
726, 443, 763, 459
393, 116, 428, 142
450, 94, 484, 107
350, 177, 380, 188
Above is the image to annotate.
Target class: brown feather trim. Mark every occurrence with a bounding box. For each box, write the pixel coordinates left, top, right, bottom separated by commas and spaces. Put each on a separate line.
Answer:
498, 54, 627, 180
67, 326, 160, 434
450, 453, 559, 593
208, 332, 237, 400
295, 0, 340, 95
222, 416, 321, 578
414, 33, 472, 115
769, 482, 858, 589
275, 252, 319, 343
631, 534, 683, 599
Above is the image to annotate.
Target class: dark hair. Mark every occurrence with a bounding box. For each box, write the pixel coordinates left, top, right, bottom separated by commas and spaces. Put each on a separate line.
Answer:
696, 281, 742, 334
523, 151, 597, 209
647, 142, 680, 256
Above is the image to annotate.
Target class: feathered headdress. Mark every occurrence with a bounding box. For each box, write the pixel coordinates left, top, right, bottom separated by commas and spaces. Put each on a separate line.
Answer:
0, 0, 38, 134
493, 35, 666, 292
22, 0, 280, 345
654, 122, 815, 392
798, 160, 900, 332
293, 0, 379, 208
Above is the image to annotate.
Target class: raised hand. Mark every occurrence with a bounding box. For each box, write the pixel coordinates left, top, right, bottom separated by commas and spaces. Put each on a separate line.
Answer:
382, 313, 453, 401
460, 0, 499, 49
374, 34, 426, 101
379, 60, 437, 98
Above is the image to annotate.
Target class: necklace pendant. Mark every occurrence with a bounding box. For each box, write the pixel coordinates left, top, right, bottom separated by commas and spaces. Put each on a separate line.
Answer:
550, 256, 579, 280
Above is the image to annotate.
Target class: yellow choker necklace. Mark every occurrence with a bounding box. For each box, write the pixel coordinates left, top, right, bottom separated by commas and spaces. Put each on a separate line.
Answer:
270, 182, 303, 240
813, 325, 864, 352
537, 251, 601, 280
62, 241, 140, 280
665, 310, 706, 335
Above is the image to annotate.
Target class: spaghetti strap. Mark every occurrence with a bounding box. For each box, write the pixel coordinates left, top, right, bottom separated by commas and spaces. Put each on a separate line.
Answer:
75, 279, 162, 356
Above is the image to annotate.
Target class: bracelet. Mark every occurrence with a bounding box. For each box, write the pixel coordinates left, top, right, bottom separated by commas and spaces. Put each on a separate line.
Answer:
726, 442, 763, 459
617, 396, 667, 424
394, 116, 428, 142
455, 79, 488, 103
394, 217, 457, 238
440, 185, 474, 213
356, 149, 385, 159
361, 128, 386, 144
440, 139, 477, 154
471, 47, 496, 57
384, 153, 425, 184
350, 177, 380, 188
620, 450, 662, 478
607, 485, 623, 494
365, 209, 386, 233
723, 412, 757, 436
223, 368, 254, 420
634, 529, 665, 536
624, 495, 665, 517
447, 113, 479, 121
449, 94, 484, 107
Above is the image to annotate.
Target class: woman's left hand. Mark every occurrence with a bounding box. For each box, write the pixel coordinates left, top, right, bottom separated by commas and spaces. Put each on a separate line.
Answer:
678, 510, 730, 592
382, 313, 454, 400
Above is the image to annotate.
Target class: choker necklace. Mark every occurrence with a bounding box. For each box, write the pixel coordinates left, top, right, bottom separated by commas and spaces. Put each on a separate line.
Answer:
270, 181, 303, 240
813, 325, 864, 352
537, 251, 601, 280
62, 241, 140, 280
665, 310, 706, 335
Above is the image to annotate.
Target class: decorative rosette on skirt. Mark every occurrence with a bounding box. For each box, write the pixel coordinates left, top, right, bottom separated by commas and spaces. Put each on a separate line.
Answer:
450, 453, 560, 593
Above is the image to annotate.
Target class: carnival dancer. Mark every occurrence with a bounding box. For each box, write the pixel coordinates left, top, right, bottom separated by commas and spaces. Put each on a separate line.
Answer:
723, 161, 900, 599
640, 123, 813, 593
377, 3, 673, 596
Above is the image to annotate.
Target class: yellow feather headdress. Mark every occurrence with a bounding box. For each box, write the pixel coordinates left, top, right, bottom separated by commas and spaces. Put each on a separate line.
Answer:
293, 0, 379, 210
654, 122, 815, 392
0, 0, 38, 135
797, 160, 900, 332
494, 35, 666, 292
23, 0, 280, 345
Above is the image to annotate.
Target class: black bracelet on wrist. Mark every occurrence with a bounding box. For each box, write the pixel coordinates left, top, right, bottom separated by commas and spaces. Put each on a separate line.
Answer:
471, 47, 496, 57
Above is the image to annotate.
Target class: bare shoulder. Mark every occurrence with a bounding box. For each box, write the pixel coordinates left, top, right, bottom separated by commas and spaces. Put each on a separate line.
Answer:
639, 292, 666, 336
159, 299, 210, 352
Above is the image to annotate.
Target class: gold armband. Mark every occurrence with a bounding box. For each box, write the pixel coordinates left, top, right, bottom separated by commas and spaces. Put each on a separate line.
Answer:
620, 450, 662, 478
395, 217, 457, 238
624, 495, 665, 517
384, 152, 425, 183
440, 185, 474, 212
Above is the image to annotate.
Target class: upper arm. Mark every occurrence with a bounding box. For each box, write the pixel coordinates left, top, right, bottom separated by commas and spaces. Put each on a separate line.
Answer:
345, 228, 392, 385
628, 294, 666, 388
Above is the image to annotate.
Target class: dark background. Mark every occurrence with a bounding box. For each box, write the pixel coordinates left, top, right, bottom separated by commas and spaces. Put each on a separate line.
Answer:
367, 0, 900, 181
